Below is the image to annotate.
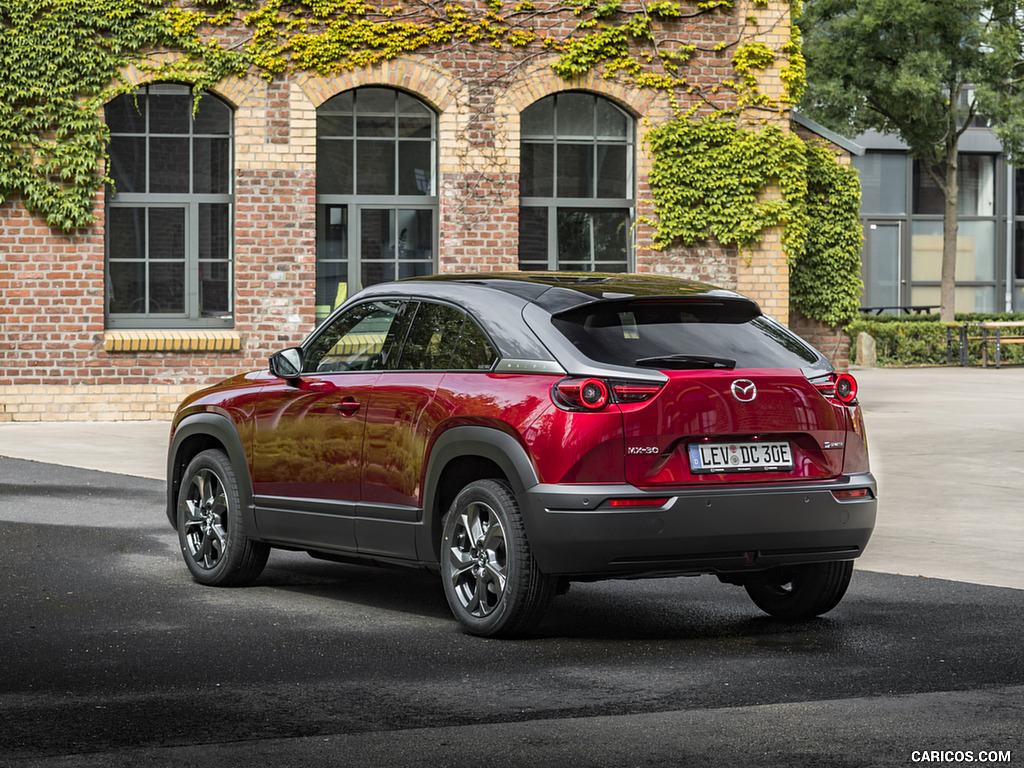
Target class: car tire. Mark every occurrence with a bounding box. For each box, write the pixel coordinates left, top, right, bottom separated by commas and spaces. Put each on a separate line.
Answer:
744, 560, 854, 620
441, 479, 556, 638
177, 449, 270, 587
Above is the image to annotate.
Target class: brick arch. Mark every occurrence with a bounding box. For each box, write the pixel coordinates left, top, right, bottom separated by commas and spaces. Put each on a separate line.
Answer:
113, 55, 258, 109
499, 58, 662, 120
295, 57, 467, 115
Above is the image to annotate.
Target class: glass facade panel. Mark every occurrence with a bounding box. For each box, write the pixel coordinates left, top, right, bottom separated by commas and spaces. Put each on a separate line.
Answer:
517, 207, 548, 270
913, 156, 994, 216
357, 140, 396, 195
853, 153, 907, 215
910, 221, 995, 282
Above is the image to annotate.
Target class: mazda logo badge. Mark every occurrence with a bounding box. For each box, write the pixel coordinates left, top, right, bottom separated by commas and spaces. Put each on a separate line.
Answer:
731, 379, 757, 402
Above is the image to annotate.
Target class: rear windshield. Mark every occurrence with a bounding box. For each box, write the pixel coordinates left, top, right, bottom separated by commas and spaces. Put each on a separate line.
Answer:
550, 299, 821, 370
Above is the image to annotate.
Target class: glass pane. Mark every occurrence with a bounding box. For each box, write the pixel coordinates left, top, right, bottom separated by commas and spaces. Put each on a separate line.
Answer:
451, 318, 498, 370
596, 145, 627, 198
557, 209, 592, 264
957, 220, 996, 281
557, 144, 592, 197
853, 153, 907, 215
194, 96, 231, 135
148, 208, 185, 260
318, 114, 353, 137
361, 209, 394, 261
865, 223, 900, 308
911, 220, 996, 282
148, 92, 190, 135
911, 285, 995, 314
522, 98, 554, 139
1016, 221, 1024, 281
396, 303, 463, 370
317, 203, 349, 319
399, 116, 432, 139
357, 140, 395, 195
596, 99, 627, 139
108, 207, 146, 259
320, 91, 355, 115
317, 138, 354, 195
592, 210, 629, 264
356, 88, 395, 114
398, 141, 433, 195
958, 155, 995, 216
107, 136, 146, 194
1017, 169, 1024, 217
398, 260, 433, 278
106, 93, 146, 133
199, 260, 231, 316
557, 93, 594, 138
397, 209, 432, 262
398, 92, 430, 115
193, 137, 230, 194
198, 204, 230, 260
108, 262, 146, 313
912, 163, 944, 215
521, 143, 553, 197
518, 207, 548, 269
305, 299, 401, 372
149, 261, 185, 313
150, 136, 190, 193
356, 113, 395, 138
362, 261, 395, 286
316, 261, 349, 319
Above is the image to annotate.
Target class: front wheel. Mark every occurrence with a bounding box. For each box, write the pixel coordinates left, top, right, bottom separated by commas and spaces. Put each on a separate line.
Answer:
744, 561, 854, 620
177, 449, 269, 587
441, 479, 555, 638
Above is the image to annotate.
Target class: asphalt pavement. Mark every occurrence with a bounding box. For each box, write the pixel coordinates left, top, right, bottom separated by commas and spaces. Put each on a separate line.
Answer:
1, 365, 1022, 590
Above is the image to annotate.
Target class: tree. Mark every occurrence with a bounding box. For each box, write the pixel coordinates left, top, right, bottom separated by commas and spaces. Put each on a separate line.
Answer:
798, 0, 1024, 321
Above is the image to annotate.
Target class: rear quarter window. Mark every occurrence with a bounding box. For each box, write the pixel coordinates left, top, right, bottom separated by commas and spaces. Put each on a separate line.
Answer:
550, 299, 822, 370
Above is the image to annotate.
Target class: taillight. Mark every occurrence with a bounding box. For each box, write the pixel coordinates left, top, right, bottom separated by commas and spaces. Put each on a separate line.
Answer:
813, 373, 859, 405
553, 378, 608, 411
551, 377, 663, 411
834, 373, 858, 404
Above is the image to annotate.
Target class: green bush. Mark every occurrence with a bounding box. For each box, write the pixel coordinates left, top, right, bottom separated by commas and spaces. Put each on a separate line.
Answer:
848, 314, 1024, 366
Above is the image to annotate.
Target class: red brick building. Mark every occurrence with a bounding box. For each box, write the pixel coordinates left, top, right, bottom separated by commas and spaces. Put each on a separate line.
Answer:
0, 0, 838, 422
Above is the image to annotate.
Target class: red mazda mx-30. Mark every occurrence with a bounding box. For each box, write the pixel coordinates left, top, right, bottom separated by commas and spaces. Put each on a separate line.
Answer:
166, 273, 876, 637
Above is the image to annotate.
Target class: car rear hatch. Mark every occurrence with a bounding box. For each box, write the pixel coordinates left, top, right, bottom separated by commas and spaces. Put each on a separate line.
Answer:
548, 294, 846, 487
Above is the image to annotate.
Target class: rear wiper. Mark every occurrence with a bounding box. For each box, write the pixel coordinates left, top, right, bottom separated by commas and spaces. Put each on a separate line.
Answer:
635, 354, 736, 370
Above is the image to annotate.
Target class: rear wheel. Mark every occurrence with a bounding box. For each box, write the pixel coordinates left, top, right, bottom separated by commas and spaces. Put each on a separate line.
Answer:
744, 561, 854, 620
177, 449, 269, 587
441, 479, 555, 638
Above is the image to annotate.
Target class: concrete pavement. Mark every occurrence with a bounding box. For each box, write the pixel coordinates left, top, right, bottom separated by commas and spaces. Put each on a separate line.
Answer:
1, 365, 1022, 589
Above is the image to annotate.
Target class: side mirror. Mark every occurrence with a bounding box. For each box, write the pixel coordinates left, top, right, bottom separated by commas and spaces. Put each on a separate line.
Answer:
269, 347, 304, 380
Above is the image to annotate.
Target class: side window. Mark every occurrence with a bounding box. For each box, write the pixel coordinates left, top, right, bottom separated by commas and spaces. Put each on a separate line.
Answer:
391, 302, 499, 371
450, 316, 499, 370
393, 303, 465, 370
304, 300, 405, 372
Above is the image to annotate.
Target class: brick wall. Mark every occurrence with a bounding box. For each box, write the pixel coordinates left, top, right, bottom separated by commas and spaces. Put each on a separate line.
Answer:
0, 0, 804, 421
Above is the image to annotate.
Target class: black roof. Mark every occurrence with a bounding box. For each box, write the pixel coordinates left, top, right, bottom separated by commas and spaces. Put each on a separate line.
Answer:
403, 272, 749, 314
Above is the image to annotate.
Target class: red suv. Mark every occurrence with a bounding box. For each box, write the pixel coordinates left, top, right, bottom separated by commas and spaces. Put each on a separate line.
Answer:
166, 273, 876, 637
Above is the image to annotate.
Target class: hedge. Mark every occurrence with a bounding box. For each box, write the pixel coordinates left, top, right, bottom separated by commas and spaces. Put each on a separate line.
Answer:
848, 313, 1024, 366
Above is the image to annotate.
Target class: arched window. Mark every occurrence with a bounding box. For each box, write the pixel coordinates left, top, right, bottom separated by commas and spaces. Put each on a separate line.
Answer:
316, 88, 438, 321
519, 92, 634, 272
105, 84, 233, 328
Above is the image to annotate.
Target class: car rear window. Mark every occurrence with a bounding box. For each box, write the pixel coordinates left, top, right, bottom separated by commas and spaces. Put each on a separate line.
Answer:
550, 298, 821, 370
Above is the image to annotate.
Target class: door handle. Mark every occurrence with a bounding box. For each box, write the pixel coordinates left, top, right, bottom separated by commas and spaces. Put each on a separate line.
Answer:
332, 398, 360, 416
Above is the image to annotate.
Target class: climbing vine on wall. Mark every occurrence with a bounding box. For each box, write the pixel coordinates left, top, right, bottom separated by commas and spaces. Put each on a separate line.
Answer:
1, 0, 859, 324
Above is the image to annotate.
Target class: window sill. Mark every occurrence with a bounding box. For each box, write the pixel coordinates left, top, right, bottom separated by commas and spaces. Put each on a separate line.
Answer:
104, 330, 242, 353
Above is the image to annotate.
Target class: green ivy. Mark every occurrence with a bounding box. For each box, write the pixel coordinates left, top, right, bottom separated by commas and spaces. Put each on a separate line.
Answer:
645, 119, 862, 325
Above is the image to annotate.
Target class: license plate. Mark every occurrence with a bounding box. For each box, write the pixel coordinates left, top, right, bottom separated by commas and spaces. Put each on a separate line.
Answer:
688, 441, 793, 473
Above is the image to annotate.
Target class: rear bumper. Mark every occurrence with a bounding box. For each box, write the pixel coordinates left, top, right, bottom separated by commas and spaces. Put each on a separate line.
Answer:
519, 473, 877, 577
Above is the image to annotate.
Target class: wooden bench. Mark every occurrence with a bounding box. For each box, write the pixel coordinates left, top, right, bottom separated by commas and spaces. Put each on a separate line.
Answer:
946, 321, 1024, 368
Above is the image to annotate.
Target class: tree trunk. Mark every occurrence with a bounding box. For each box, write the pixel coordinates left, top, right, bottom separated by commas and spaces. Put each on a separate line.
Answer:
940, 154, 959, 324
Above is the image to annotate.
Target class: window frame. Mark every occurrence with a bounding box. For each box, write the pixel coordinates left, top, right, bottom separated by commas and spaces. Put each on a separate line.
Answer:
104, 83, 234, 330
518, 92, 635, 273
